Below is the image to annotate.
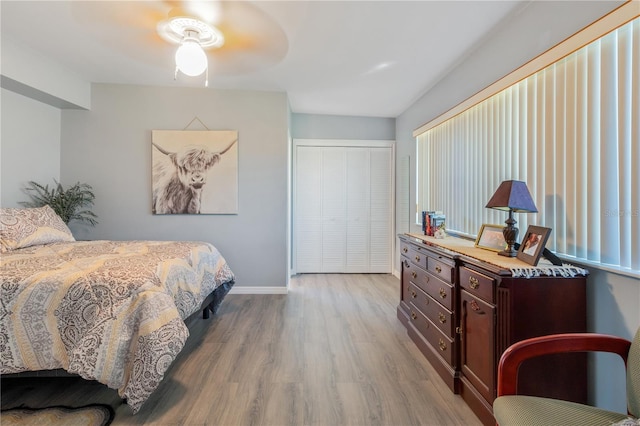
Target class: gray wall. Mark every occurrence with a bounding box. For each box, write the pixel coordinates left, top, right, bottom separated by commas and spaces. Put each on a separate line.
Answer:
1, 88, 61, 207
58, 84, 290, 290
291, 113, 395, 140
395, 0, 637, 412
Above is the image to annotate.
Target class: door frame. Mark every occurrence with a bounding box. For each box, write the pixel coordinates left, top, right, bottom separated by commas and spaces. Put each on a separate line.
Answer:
292, 139, 396, 275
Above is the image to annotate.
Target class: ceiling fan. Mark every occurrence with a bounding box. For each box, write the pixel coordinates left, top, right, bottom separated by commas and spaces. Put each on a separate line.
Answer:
71, 1, 289, 84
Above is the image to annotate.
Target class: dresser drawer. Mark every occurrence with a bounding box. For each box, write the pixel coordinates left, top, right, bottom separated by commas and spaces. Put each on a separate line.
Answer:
404, 257, 427, 285
400, 241, 411, 257
427, 256, 454, 283
409, 306, 455, 367
460, 266, 495, 303
405, 245, 428, 270
408, 282, 454, 336
407, 266, 453, 311
422, 275, 454, 311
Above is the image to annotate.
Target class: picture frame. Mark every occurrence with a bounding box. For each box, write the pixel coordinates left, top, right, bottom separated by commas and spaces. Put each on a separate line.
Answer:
517, 225, 552, 266
151, 130, 238, 215
474, 224, 508, 252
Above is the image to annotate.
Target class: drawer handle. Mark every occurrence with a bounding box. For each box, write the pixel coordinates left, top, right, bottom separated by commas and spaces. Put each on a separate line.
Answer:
456, 326, 463, 334
404, 260, 410, 268
470, 299, 481, 312
409, 289, 417, 298
415, 255, 421, 262
411, 311, 417, 320
403, 247, 408, 253
411, 271, 417, 279
469, 276, 479, 289
424, 297, 430, 305
439, 288, 447, 299
438, 339, 447, 351
435, 265, 442, 274
438, 312, 446, 324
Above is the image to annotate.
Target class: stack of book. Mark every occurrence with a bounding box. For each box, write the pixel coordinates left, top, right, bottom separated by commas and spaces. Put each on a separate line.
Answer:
421, 211, 445, 236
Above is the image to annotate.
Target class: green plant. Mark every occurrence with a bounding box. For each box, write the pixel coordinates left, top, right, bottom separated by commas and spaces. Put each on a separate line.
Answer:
21, 180, 98, 226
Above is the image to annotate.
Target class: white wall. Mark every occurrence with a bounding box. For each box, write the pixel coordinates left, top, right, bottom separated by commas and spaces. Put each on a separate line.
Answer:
0, 88, 61, 207
291, 113, 395, 140
1, 38, 90, 109
395, 0, 637, 412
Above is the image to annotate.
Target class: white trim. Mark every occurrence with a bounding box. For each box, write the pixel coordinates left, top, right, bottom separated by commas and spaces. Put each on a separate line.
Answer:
229, 286, 289, 295
294, 139, 394, 148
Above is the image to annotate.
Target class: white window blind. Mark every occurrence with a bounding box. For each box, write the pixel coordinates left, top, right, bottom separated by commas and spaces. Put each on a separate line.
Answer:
417, 16, 639, 275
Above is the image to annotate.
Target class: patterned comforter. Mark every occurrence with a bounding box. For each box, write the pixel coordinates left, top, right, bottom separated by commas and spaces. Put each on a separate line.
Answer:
0, 240, 234, 413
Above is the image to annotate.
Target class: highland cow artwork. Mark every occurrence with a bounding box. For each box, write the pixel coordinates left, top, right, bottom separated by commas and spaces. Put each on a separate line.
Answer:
152, 130, 238, 214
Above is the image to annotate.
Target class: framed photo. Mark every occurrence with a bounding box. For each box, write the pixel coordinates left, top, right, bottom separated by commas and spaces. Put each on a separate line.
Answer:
475, 224, 507, 252
517, 225, 552, 266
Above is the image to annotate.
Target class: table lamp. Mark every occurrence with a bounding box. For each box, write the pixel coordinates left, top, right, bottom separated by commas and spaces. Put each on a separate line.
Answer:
485, 180, 538, 257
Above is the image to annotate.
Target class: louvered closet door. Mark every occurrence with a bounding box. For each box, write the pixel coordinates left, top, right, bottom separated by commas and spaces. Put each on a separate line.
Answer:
346, 148, 370, 272
321, 148, 347, 272
295, 146, 323, 272
294, 143, 393, 273
369, 147, 392, 272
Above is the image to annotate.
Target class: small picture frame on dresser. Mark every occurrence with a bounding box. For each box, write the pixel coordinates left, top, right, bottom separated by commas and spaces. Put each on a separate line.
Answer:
517, 225, 552, 266
474, 224, 507, 252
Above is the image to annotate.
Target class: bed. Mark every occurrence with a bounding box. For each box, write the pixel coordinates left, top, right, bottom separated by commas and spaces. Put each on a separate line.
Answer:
0, 206, 235, 413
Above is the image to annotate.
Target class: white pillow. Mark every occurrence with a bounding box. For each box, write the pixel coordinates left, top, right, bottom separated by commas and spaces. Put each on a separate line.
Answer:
0, 205, 75, 252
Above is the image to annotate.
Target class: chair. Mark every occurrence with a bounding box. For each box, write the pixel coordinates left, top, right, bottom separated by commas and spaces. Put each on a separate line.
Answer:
493, 327, 640, 426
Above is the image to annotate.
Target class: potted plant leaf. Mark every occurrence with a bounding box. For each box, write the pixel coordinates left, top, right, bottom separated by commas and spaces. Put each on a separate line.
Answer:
20, 180, 98, 226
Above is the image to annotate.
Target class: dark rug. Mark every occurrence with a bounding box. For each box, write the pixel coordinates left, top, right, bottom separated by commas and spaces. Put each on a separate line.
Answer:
1, 404, 114, 426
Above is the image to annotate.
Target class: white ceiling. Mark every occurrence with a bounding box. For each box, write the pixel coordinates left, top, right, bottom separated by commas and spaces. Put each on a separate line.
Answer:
0, 1, 527, 117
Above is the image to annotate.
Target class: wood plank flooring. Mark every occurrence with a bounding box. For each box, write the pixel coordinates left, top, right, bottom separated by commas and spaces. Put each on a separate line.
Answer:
1, 274, 481, 425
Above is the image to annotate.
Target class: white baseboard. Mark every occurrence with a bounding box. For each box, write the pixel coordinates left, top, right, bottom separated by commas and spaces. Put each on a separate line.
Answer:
229, 286, 289, 295
392, 269, 400, 279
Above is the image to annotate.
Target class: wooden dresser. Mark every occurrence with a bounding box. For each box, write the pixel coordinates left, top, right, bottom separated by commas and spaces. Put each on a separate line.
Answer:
398, 233, 588, 425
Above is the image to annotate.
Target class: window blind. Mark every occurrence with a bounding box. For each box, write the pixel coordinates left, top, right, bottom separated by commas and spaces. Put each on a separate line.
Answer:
417, 16, 639, 275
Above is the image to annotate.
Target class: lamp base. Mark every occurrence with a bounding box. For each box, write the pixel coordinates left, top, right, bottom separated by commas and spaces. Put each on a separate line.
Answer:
498, 247, 518, 257
499, 212, 519, 257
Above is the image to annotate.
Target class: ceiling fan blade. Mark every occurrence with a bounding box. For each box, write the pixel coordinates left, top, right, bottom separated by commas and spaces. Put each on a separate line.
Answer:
206, 1, 288, 74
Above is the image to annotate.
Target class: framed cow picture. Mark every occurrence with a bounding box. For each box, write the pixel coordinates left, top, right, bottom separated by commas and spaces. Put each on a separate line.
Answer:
151, 130, 238, 214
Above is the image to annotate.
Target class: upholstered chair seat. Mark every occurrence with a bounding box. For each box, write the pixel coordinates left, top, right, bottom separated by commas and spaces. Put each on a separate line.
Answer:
493, 327, 640, 426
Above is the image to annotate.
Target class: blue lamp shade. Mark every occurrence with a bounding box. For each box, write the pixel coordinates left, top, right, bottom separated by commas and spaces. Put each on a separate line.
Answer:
485, 180, 538, 213
485, 180, 537, 257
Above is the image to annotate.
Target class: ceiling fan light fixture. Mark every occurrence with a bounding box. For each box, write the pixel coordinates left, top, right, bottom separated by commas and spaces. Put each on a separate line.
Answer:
158, 17, 224, 86
175, 35, 208, 77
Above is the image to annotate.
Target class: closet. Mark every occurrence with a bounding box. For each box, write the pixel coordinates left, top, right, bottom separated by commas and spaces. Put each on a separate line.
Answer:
294, 140, 394, 273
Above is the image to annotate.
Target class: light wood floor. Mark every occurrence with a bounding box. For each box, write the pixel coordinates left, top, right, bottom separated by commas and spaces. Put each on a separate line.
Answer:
1, 274, 481, 425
